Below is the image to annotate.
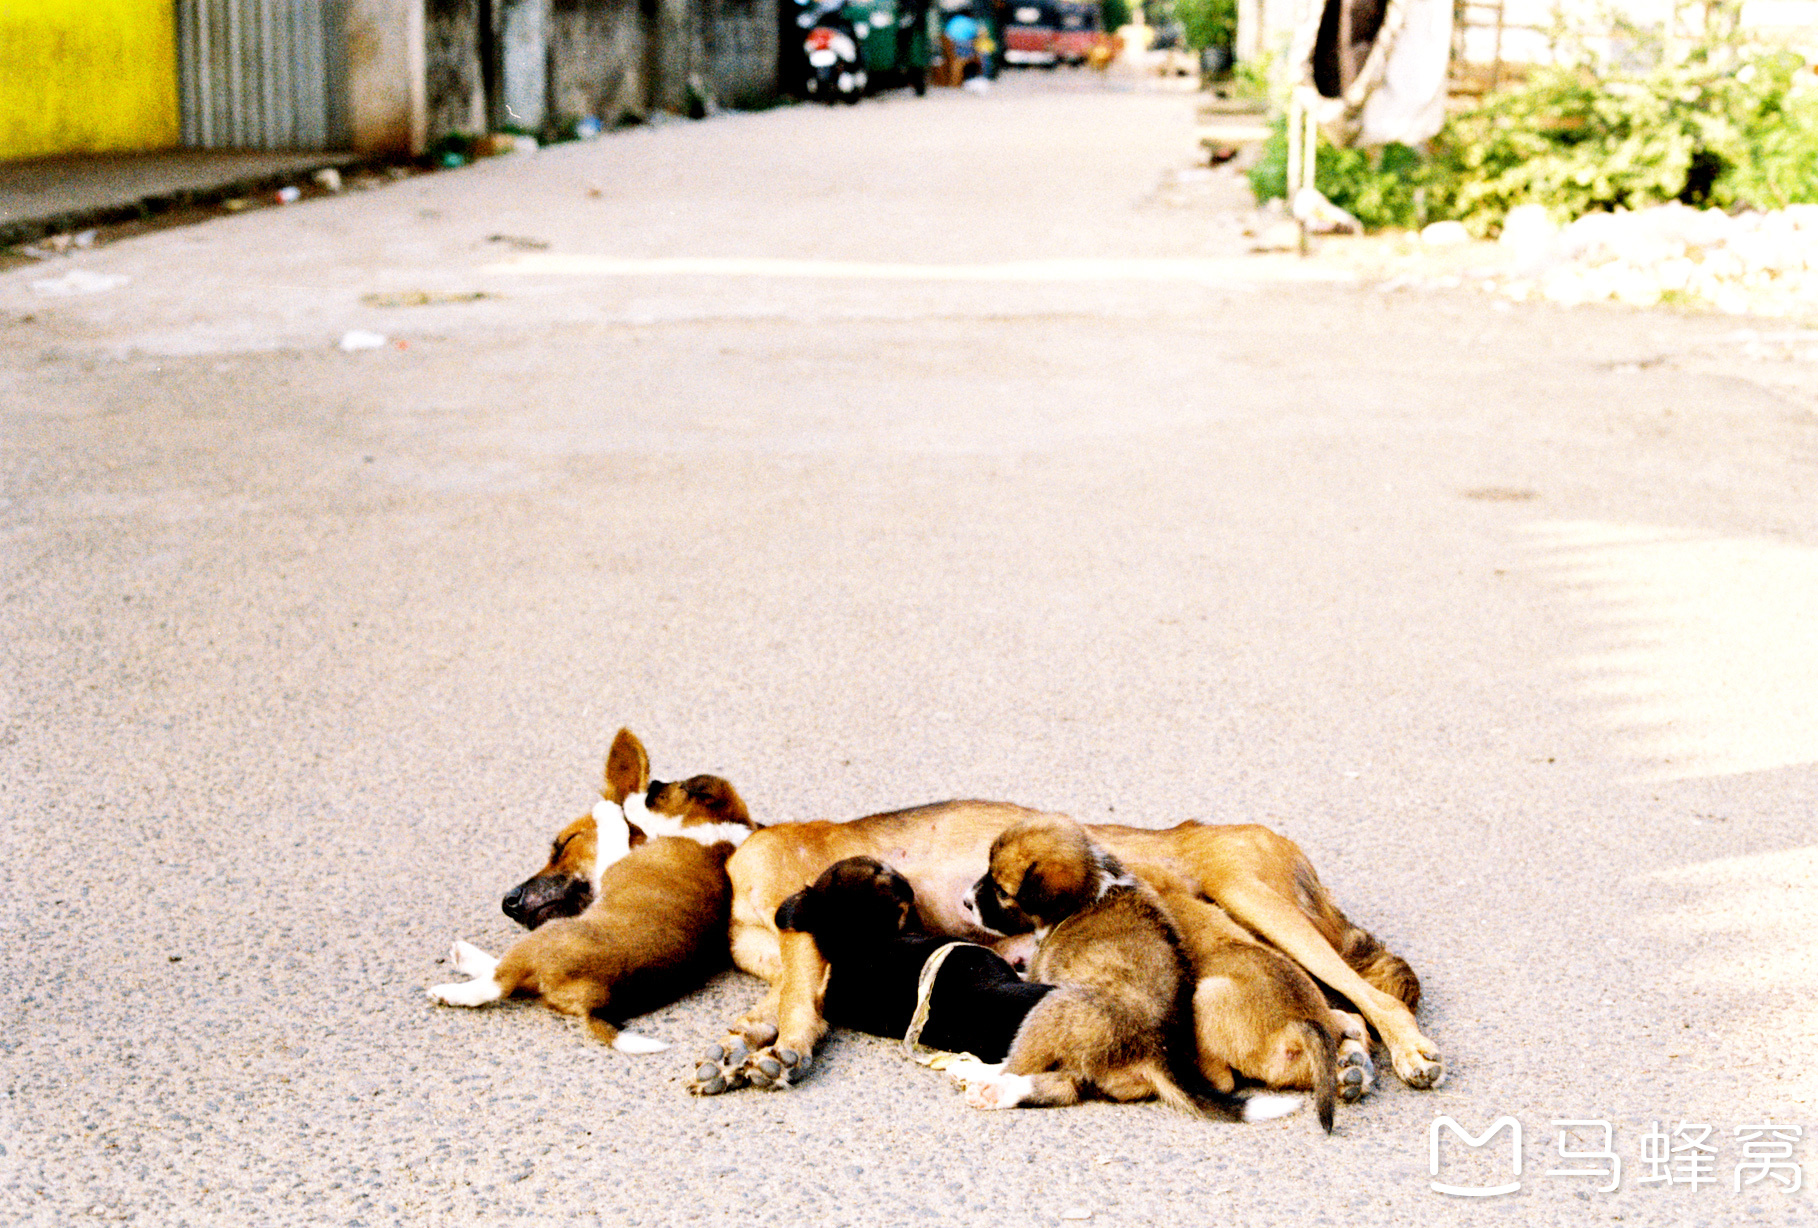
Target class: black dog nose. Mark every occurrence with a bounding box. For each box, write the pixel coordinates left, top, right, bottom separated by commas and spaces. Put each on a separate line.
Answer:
501, 886, 527, 922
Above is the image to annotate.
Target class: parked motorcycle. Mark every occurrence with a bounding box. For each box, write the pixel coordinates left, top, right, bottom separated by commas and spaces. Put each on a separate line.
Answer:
792, 0, 933, 102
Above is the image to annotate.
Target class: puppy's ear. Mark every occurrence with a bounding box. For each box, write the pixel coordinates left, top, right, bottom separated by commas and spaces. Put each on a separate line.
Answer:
774, 889, 815, 933
1016, 859, 1086, 918
680, 775, 752, 826
603, 728, 651, 804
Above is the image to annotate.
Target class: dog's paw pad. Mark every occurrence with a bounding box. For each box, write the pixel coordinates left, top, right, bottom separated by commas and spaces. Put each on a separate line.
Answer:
1393, 1048, 1444, 1090
1336, 1045, 1375, 1102
687, 1039, 751, 1095
743, 1022, 779, 1049
742, 1045, 810, 1090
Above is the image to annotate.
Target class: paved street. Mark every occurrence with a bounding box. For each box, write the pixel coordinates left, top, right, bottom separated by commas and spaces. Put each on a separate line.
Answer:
3, 70, 1815, 1227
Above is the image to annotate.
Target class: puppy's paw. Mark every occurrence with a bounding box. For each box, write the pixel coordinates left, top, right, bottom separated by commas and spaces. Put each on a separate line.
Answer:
1336, 1039, 1375, 1102
1391, 1041, 1444, 1089
449, 940, 498, 979
427, 978, 501, 1008
742, 1045, 812, 1090
688, 1037, 752, 1096
943, 1058, 1004, 1087
964, 1072, 1032, 1110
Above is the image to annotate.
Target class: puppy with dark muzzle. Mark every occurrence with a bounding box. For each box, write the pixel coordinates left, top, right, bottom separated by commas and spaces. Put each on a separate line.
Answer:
771, 857, 1053, 1067
427, 728, 754, 1052
957, 815, 1300, 1120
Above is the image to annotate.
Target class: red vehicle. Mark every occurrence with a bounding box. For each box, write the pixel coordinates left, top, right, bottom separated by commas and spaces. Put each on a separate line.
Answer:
1050, 0, 1101, 64
1002, 1, 1059, 66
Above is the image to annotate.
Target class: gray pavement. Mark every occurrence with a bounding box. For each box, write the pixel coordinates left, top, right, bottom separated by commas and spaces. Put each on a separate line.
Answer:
0, 150, 359, 244
2, 70, 1816, 1227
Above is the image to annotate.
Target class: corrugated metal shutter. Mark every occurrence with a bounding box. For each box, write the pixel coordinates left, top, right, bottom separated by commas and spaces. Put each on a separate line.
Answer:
176, 0, 352, 149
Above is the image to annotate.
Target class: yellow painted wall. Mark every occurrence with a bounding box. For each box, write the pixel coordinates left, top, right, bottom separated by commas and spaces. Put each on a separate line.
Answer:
0, 0, 180, 160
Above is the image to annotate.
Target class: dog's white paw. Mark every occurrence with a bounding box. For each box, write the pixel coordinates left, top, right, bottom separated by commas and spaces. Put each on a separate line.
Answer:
449, 940, 498, 979
427, 978, 503, 1008
943, 1058, 1004, 1087
1241, 1092, 1305, 1122
965, 1072, 1033, 1110
612, 1032, 670, 1055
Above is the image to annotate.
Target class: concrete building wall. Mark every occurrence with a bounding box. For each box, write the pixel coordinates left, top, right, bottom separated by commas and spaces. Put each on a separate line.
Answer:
701, 0, 778, 109
426, 0, 488, 139
347, 0, 428, 155
548, 0, 651, 128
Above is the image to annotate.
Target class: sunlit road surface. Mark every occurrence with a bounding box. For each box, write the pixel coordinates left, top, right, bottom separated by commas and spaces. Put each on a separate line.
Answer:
3, 70, 1816, 1228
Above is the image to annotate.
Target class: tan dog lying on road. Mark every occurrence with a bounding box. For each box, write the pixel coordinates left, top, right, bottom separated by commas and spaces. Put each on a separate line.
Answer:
427, 729, 755, 1052
690, 799, 1439, 1097
949, 815, 1304, 1124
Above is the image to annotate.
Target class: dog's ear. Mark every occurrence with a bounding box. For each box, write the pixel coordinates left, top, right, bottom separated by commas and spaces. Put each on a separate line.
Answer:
680, 775, 752, 826
1015, 858, 1087, 919
603, 728, 651, 804
774, 888, 816, 933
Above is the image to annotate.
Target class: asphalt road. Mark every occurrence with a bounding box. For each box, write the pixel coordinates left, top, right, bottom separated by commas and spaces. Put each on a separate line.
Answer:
3, 70, 1815, 1228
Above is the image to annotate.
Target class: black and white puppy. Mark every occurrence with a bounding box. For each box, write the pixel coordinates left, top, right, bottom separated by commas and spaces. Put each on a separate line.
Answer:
773, 856, 1052, 1063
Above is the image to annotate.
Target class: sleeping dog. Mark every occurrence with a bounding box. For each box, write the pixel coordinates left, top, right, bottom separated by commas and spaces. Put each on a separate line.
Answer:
427, 728, 754, 1052
956, 815, 1301, 1121
770, 857, 1052, 1072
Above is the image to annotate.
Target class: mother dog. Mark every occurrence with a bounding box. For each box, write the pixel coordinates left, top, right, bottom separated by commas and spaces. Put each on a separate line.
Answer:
690, 798, 1441, 1096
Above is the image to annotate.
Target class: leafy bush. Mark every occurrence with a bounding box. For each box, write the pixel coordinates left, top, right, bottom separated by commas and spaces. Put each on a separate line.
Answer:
1246, 115, 1428, 230
1246, 41, 1818, 234
1101, 0, 1131, 33
1173, 0, 1236, 50
1427, 49, 1818, 233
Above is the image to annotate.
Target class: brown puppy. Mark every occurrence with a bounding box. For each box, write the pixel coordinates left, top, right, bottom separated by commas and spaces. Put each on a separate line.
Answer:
1132, 859, 1366, 1131
689, 799, 1437, 1096
427, 729, 755, 1052
951, 815, 1298, 1121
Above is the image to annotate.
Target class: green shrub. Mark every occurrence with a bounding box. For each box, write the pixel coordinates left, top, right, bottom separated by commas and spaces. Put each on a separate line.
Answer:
1246, 44, 1818, 234
1424, 51, 1818, 232
1101, 0, 1131, 32
1174, 0, 1235, 50
1247, 115, 1428, 230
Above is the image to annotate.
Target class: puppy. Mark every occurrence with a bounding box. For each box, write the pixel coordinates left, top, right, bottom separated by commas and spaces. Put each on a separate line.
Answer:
959, 815, 1298, 1120
427, 728, 754, 1052
771, 857, 1053, 1071
1133, 860, 1358, 1132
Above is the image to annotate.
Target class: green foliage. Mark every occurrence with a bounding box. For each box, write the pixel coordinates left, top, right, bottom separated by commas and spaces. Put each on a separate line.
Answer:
1101, 0, 1131, 32
1246, 115, 1429, 230
1245, 43, 1818, 234
1426, 49, 1817, 233
1173, 0, 1235, 50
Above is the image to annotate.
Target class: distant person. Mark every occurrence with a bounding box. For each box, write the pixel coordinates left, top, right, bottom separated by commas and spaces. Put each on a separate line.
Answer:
945, 9, 982, 76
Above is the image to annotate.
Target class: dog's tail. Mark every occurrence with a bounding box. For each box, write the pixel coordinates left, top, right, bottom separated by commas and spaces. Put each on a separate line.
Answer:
1299, 1019, 1338, 1134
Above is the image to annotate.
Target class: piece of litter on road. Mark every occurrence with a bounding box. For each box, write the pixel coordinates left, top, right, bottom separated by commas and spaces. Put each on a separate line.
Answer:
31, 270, 128, 296
338, 329, 388, 351
275, 186, 301, 204
360, 290, 492, 308
1061, 1210, 1091, 1221
314, 167, 343, 193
